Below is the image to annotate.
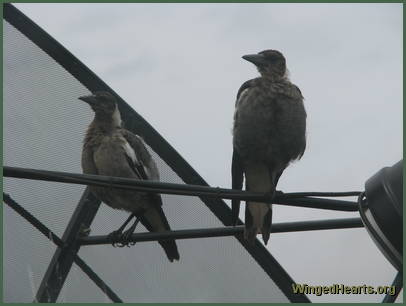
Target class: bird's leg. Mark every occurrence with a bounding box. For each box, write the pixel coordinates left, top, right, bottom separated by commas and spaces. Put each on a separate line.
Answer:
108, 213, 135, 247
121, 208, 147, 244
109, 209, 146, 248
120, 217, 142, 247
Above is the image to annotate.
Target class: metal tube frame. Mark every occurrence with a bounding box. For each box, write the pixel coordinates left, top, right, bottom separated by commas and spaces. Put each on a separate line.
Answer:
79, 218, 364, 246
34, 189, 101, 302
3, 193, 122, 302
382, 272, 403, 303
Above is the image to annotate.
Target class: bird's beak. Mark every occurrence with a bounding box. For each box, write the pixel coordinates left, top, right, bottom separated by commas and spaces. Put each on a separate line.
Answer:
242, 54, 267, 66
79, 94, 98, 105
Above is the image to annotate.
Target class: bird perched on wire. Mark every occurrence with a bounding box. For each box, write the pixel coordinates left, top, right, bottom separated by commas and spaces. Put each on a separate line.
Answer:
79, 91, 180, 262
232, 50, 306, 245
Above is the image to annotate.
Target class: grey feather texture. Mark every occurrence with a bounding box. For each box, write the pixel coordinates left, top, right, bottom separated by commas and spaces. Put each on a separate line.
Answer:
80, 91, 179, 262
232, 50, 306, 245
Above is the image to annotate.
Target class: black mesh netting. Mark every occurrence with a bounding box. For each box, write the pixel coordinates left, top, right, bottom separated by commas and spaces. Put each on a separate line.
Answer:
3, 9, 302, 302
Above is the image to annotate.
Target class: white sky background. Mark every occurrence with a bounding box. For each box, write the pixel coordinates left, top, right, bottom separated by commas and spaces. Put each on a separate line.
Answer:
15, 3, 402, 303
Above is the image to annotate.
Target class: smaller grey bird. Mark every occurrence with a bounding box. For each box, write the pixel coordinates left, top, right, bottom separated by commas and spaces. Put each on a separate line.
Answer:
232, 50, 306, 244
80, 91, 179, 262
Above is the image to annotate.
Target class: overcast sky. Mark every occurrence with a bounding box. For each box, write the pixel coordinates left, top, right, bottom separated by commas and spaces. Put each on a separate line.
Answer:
12, 3, 403, 303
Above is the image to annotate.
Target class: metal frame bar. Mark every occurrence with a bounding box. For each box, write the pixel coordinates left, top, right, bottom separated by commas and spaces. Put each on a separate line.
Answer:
79, 218, 364, 246
35, 189, 101, 302
382, 272, 403, 303
3, 193, 122, 302
4, 166, 360, 211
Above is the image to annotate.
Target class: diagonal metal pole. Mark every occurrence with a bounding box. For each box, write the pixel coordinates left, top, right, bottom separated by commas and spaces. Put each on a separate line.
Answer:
79, 218, 364, 246
382, 272, 403, 303
35, 188, 101, 302
3, 193, 122, 302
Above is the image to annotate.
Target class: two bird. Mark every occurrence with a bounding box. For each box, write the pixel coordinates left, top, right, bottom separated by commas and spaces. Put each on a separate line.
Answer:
79, 49, 306, 260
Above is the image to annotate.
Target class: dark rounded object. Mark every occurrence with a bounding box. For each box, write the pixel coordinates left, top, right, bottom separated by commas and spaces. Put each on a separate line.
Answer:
360, 160, 403, 270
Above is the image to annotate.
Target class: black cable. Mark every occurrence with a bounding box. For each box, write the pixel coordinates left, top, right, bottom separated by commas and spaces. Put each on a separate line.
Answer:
282, 191, 362, 198
3, 193, 123, 303
276, 196, 358, 212
3, 166, 272, 201
4, 166, 360, 211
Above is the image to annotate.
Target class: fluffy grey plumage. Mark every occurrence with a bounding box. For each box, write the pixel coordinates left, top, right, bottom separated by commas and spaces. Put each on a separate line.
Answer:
232, 50, 306, 245
80, 91, 179, 262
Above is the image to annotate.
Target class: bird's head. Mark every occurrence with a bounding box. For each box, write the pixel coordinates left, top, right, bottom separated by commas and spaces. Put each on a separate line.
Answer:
79, 91, 122, 127
79, 91, 117, 115
242, 49, 287, 79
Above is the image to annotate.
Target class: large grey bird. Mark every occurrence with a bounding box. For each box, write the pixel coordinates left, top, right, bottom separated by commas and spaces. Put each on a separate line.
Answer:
80, 91, 180, 262
232, 50, 306, 245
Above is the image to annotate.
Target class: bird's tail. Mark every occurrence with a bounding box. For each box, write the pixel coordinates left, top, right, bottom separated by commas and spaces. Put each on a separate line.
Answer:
244, 163, 274, 245
139, 202, 180, 262
158, 239, 180, 262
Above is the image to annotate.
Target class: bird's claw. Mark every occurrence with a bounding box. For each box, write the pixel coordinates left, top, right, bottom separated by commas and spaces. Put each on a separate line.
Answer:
108, 228, 136, 248
121, 228, 136, 247
108, 230, 122, 247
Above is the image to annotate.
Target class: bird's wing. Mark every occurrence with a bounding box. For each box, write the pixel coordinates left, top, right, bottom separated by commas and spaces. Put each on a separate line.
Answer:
292, 84, 304, 99
122, 129, 160, 181
236, 78, 259, 105
231, 79, 259, 225
122, 129, 179, 261
277, 82, 307, 161
289, 84, 307, 160
231, 149, 244, 225
297, 138, 306, 160
122, 129, 163, 208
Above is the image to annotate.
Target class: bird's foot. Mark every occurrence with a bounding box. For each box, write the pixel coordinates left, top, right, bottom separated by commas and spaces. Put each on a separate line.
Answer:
108, 230, 125, 247
120, 227, 136, 247
108, 217, 140, 247
108, 230, 135, 248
